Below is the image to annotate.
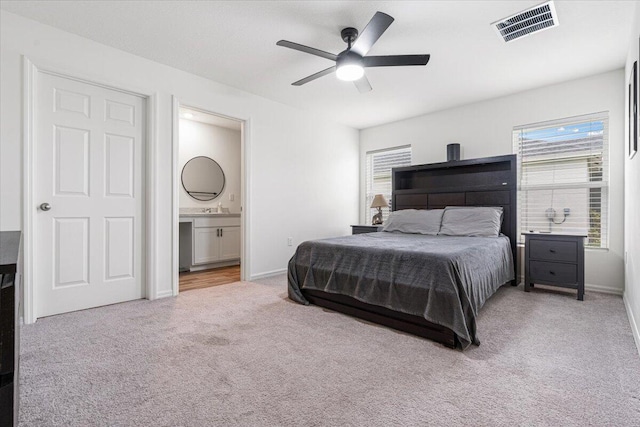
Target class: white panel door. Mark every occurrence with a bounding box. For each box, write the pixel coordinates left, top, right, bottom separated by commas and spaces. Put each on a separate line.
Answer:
35, 72, 145, 318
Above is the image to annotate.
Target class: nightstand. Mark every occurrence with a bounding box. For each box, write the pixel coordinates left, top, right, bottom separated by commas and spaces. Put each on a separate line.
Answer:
523, 232, 586, 300
351, 225, 381, 235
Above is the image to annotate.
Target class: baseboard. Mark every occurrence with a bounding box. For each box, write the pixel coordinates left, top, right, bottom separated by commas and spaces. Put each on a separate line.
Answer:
250, 268, 287, 281
623, 293, 640, 359
156, 289, 173, 299
585, 283, 624, 295
187, 260, 239, 272
517, 276, 623, 295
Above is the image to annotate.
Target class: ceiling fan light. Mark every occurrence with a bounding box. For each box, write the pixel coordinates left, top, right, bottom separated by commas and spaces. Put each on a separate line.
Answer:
336, 64, 364, 81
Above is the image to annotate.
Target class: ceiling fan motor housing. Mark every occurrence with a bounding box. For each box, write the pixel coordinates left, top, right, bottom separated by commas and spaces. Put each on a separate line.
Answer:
337, 50, 363, 67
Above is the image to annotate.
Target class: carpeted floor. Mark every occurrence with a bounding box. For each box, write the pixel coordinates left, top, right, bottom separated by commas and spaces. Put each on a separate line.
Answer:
19, 275, 640, 426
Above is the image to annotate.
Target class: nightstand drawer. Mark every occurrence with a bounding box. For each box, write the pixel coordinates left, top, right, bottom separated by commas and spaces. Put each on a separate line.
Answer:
529, 261, 577, 284
529, 239, 577, 262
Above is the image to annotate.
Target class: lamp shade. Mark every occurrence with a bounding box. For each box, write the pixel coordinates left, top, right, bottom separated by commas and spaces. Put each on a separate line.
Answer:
370, 194, 389, 209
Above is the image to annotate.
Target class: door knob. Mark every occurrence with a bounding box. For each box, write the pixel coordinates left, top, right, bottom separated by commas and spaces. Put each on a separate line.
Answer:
40, 203, 51, 211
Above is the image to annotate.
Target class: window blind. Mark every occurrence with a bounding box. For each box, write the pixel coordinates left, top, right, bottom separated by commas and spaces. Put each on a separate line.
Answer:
513, 112, 609, 248
365, 146, 411, 224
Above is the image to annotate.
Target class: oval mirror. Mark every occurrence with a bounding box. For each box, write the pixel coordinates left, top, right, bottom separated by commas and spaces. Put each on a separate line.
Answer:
181, 156, 225, 201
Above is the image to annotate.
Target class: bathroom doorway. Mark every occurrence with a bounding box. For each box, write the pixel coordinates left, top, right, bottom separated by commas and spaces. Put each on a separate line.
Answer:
173, 102, 247, 294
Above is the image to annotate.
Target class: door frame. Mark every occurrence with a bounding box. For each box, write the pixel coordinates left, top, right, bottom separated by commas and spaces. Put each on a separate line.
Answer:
22, 57, 158, 324
171, 97, 250, 295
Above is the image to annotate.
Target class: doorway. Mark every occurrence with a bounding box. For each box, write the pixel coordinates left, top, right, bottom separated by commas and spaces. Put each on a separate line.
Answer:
173, 104, 247, 293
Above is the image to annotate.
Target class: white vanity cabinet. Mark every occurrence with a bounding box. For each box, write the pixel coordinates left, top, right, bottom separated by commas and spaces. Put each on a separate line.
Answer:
180, 214, 241, 271
193, 216, 241, 265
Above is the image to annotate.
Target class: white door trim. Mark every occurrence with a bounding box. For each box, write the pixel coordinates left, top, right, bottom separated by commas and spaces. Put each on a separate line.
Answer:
171, 98, 251, 295
22, 57, 159, 323
23, 57, 36, 324
171, 97, 179, 296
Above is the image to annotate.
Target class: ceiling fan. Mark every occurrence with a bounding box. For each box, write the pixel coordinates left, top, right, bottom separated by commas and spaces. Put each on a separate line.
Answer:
276, 11, 430, 93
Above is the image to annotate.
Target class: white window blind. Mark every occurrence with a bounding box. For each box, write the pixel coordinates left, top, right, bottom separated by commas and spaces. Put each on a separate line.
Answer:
513, 112, 609, 248
365, 146, 411, 224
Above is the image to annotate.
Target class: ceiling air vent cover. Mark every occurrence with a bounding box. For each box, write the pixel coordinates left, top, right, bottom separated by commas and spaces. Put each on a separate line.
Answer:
492, 1, 559, 42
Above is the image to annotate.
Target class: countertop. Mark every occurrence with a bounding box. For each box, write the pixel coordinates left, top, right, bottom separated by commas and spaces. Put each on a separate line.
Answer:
179, 208, 239, 218
179, 213, 240, 218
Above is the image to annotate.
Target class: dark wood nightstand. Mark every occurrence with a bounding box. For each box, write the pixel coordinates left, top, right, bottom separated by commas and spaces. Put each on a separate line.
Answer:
351, 225, 381, 235
523, 232, 586, 300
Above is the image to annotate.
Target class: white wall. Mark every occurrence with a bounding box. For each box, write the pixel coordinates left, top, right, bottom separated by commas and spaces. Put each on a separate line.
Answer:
179, 119, 241, 213
0, 12, 359, 292
624, 5, 640, 355
361, 69, 625, 293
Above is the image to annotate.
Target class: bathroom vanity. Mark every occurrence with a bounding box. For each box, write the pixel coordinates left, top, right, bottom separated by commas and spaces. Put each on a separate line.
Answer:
179, 212, 241, 272
179, 153, 241, 271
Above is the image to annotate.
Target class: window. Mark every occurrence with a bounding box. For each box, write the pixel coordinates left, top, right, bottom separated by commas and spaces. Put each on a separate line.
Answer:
365, 146, 411, 223
513, 112, 609, 248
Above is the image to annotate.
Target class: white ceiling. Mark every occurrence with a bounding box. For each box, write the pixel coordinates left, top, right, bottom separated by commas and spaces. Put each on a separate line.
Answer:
1, 1, 635, 129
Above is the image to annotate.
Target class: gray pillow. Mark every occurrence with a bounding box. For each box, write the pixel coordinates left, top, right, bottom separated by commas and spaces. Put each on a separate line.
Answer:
438, 206, 503, 237
382, 209, 444, 235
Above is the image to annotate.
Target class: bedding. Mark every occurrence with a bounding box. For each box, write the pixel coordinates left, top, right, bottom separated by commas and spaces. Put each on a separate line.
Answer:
381, 209, 444, 235
288, 231, 514, 349
439, 206, 503, 237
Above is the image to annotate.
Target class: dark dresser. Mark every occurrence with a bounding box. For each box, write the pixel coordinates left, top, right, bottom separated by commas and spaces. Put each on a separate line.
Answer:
523, 232, 586, 300
351, 225, 381, 235
0, 231, 21, 426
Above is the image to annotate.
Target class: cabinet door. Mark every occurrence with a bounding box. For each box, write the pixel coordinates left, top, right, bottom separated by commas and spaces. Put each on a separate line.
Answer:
219, 226, 241, 261
193, 228, 220, 264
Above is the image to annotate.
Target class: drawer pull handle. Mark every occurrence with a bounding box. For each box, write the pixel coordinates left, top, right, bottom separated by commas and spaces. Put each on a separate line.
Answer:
549, 249, 556, 253
549, 271, 556, 275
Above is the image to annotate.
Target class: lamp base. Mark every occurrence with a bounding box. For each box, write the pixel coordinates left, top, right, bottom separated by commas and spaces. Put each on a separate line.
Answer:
371, 208, 383, 225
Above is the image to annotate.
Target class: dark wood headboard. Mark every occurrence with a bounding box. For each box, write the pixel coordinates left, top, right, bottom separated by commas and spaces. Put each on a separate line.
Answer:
391, 154, 517, 266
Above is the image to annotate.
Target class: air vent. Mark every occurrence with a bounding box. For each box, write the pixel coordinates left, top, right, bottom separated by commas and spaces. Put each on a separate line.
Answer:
492, 1, 559, 43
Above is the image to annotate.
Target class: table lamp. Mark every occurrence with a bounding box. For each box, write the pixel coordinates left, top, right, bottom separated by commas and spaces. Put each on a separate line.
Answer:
370, 194, 389, 225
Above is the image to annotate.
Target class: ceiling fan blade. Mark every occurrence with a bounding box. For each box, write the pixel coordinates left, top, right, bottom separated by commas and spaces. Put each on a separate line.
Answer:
350, 12, 394, 56
292, 66, 337, 86
353, 74, 372, 93
276, 40, 338, 61
363, 54, 430, 67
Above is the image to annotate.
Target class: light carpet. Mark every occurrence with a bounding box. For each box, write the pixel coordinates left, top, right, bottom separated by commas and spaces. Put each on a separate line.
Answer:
19, 275, 640, 426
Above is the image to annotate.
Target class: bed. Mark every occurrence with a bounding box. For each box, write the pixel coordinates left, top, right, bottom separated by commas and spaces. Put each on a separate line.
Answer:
287, 155, 517, 349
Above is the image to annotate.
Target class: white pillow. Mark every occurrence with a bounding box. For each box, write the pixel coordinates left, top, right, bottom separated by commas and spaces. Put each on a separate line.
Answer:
438, 206, 503, 237
382, 209, 444, 235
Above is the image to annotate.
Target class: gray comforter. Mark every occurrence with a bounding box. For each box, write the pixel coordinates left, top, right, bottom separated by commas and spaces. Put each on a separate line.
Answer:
288, 232, 514, 349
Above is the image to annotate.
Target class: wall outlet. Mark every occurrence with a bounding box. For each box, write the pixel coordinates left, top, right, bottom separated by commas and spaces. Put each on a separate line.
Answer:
287, 237, 293, 246
229, 193, 234, 201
